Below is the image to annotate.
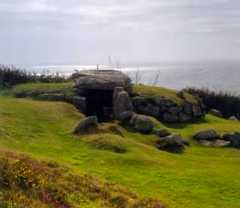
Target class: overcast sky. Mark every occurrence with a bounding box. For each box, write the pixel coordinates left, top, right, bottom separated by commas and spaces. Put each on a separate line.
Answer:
0, 0, 240, 65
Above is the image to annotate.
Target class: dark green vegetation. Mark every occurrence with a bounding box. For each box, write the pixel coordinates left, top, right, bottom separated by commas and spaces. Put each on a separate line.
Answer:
0, 65, 66, 88
0, 81, 240, 208
11, 82, 75, 99
185, 87, 240, 118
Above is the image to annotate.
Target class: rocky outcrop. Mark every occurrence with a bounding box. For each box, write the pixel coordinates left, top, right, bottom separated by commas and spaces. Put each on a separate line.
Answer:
74, 70, 132, 93
193, 129, 220, 141
156, 134, 187, 153
193, 130, 240, 149
132, 96, 205, 123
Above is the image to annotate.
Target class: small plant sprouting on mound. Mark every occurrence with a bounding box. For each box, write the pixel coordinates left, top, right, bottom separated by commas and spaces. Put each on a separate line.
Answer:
0, 152, 164, 208
84, 134, 127, 153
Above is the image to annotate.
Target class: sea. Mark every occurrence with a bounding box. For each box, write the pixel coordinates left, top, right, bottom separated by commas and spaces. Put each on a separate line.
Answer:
21, 61, 240, 95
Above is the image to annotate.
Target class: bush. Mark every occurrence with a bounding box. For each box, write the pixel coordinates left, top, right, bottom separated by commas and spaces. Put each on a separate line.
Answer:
185, 87, 240, 118
0, 65, 67, 88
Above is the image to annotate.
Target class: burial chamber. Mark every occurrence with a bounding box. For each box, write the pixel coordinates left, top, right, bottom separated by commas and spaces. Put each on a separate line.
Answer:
74, 70, 132, 121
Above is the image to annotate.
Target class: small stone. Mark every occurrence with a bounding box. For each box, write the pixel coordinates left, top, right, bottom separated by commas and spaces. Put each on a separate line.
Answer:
74, 116, 98, 134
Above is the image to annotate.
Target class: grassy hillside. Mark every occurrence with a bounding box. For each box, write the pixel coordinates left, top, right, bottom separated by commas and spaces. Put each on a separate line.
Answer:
0, 95, 240, 208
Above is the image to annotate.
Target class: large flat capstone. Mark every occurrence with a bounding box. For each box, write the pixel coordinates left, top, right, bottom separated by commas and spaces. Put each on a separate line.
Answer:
74, 70, 132, 92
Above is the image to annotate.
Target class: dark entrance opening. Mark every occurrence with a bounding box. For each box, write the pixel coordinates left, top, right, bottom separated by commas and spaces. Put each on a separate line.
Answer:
84, 89, 114, 122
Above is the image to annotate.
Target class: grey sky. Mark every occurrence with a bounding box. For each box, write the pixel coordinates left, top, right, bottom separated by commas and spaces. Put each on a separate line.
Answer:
0, 0, 240, 65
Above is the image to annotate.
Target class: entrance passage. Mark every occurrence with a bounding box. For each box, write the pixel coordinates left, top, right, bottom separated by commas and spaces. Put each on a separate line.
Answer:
85, 89, 113, 122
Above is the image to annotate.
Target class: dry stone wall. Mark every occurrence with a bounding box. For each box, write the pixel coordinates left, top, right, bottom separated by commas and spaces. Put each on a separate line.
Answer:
131, 96, 205, 123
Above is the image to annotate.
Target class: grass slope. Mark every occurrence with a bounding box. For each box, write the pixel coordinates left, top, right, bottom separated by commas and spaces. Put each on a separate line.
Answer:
133, 84, 196, 104
0, 151, 162, 208
0, 96, 240, 207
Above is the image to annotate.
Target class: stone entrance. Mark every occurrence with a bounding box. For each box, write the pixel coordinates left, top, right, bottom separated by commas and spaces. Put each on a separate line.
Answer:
73, 70, 132, 122
84, 89, 113, 122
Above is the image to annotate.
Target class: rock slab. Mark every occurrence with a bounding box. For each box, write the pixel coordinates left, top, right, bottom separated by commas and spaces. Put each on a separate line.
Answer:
156, 134, 186, 153
74, 70, 132, 92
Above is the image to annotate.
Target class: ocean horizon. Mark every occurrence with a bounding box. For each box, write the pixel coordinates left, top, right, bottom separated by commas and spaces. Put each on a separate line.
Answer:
18, 61, 240, 94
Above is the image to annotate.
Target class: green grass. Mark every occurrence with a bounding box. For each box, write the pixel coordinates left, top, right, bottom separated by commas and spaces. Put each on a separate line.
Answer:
9, 82, 198, 106
11, 82, 75, 97
133, 84, 197, 104
0, 96, 240, 208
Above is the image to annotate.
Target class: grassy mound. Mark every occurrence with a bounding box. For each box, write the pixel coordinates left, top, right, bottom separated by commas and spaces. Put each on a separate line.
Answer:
82, 134, 127, 153
0, 151, 163, 208
11, 82, 75, 98
133, 84, 197, 104
0, 95, 240, 208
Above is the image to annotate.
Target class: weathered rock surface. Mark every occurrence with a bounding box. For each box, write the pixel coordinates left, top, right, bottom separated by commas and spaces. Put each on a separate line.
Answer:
214, 140, 231, 147
222, 132, 240, 148
132, 96, 205, 123
74, 116, 98, 134
69, 96, 86, 113
130, 114, 154, 134
118, 111, 134, 124
193, 129, 220, 141
229, 116, 238, 121
74, 70, 132, 92
113, 87, 133, 120
209, 109, 223, 118
156, 134, 186, 153
163, 113, 179, 123
199, 139, 230, 147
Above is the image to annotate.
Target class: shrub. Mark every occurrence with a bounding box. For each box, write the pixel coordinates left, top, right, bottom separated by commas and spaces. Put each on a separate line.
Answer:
184, 87, 240, 118
0, 65, 67, 88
